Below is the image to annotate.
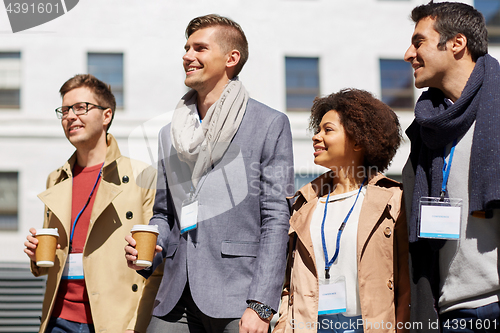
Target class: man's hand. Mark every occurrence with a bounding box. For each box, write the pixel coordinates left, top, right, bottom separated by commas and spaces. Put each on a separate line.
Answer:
24, 227, 61, 263
124, 234, 162, 270
239, 308, 270, 333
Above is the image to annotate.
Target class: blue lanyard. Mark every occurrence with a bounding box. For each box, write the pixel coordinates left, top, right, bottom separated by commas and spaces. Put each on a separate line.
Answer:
197, 108, 202, 124
321, 178, 367, 279
440, 139, 457, 200
69, 163, 104, 252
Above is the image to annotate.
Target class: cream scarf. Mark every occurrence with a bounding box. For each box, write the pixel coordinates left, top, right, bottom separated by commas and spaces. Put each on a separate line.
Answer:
170, 78, 249, 187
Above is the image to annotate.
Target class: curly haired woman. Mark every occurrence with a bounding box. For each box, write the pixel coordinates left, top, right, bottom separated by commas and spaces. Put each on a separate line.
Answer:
273, 89, 410, 333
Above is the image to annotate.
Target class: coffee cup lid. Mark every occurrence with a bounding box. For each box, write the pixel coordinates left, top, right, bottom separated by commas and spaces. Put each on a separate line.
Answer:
35, 228, 59, 237
131, 224, 159, 234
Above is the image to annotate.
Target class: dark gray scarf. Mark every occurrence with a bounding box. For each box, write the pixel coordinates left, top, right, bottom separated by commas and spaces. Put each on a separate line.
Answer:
407, 54, 500, 242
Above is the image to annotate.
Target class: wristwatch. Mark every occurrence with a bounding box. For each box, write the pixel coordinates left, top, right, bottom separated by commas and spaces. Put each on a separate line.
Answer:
247, 301, 274, 321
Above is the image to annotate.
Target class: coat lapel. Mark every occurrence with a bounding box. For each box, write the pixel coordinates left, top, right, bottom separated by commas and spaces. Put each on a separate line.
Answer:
88, 134, 123, 230
37, 178, 73, 237
357, 184, 393, 259
90, 180, 122, 228
289, 198, 317, 252
289, 172, 335, 267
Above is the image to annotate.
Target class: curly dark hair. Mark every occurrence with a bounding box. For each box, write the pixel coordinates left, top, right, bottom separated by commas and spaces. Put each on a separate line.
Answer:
309, 88, 402, 172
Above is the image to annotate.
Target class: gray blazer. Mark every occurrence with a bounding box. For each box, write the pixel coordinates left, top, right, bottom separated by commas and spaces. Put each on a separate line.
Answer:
141, 98, 294, 319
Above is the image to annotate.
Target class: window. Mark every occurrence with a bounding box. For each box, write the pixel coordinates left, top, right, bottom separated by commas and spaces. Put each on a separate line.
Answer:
285, 57, 320, 111
0, 52, 21, 108
88, 53, 124, 108
475, 0, 500, 44
0, 172, 18, 231
379, 59, 414, 110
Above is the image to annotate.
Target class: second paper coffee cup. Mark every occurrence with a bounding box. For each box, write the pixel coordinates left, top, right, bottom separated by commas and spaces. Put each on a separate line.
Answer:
35, 228, 59, 267
131, 225, 159, 267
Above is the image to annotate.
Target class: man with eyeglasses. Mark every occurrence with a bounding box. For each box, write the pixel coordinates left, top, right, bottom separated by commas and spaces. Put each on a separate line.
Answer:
24, 74, 159, 333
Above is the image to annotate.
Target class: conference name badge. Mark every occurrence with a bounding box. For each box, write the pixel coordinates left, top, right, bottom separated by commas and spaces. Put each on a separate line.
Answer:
419, 197, 462, 240
62, 253, 84, 280
180, 198, 198, 234
318, 276, 347, 315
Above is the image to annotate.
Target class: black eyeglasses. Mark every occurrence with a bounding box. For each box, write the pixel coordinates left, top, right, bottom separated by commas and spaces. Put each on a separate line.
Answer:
55, 102, 107, 119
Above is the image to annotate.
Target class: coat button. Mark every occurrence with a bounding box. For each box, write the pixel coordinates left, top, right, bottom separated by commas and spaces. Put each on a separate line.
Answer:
126, 211, 133, 219
132, 284, 138, 292
289, 293, 294, 305
122, 175, 129, 183
387, 279, 393, 290
384, 227, 392, 237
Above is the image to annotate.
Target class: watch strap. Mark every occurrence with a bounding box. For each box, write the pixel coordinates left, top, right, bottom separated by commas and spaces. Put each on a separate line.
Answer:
247, 301, 273, 321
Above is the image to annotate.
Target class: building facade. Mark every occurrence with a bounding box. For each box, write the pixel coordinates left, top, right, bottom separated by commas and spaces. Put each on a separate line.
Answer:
1, 0, 499, 266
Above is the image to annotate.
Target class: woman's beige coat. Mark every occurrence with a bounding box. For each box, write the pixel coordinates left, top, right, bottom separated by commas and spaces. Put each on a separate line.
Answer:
31, 135, 157, 333
273, 172, 410, 333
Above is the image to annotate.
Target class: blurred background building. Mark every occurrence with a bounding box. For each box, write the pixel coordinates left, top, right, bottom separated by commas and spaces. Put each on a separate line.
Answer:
1, 0, 500, 330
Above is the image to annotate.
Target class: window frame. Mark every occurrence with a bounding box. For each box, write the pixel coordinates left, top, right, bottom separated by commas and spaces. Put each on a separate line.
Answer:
285, 56, 320, 112
0, 52, 21, 109
379, 58, 414, 111
87, 52, 124, 109
0, 171, 19, 231
475, 0, 500, 45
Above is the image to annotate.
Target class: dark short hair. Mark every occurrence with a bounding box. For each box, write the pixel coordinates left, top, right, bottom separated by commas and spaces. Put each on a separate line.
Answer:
411, 1, 488, 61
59, 74, 116, 133
186, 14, 248, 77
309, 89, 402, 172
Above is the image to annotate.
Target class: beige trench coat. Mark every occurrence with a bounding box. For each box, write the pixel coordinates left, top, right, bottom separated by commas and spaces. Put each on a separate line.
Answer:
31, 134, 158, 333
274, 173, 410, 333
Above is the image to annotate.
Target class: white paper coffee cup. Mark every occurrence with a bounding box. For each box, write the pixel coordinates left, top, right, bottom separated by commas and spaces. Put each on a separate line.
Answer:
131, 225, 159, 267
35, 228, 59, 267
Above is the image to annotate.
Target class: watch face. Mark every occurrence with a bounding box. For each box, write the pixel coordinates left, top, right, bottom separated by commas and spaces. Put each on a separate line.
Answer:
249, 302, 272, 320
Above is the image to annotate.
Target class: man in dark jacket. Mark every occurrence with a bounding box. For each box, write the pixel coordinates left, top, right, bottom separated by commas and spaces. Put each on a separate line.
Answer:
403, 2, 500, 332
